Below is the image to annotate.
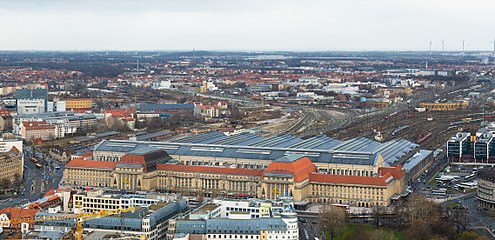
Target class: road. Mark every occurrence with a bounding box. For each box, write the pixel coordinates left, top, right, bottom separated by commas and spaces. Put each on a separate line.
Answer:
0, 147, 64, 209
462, 195, 495, 239
299, 219, 320, 240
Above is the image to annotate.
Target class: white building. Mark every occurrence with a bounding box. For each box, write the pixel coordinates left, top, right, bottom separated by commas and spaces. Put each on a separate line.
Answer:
0, 137, 23, 153
73, 190, 178, 213
17, 99, 45, 115
152, 80, 172, 90
172, 198, 298, 240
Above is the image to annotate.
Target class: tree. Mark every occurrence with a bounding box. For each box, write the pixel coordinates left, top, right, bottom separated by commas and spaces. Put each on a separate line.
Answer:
13, 173, 22, 189
0, 178, 10, 194
408, 193, 440, 223
372, 205, 386, 229
370, 229, 398, 240
317, 206, 347, 240
405, 219, 432, 240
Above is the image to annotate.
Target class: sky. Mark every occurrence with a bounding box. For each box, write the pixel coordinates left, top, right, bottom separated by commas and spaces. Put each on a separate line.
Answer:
0, 0, 494, 51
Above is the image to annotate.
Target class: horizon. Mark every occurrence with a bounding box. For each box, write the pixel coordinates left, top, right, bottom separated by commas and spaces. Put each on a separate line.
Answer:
1, 0, 494, 51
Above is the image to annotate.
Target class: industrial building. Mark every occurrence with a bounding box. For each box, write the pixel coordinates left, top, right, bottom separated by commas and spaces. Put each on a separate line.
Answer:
136, 103, 196, 118
419, 101, 469, 111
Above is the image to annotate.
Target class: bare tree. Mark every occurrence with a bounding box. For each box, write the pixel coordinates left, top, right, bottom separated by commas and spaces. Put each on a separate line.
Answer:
317, 206, 347, 240
372, 205, 386, 229
13, 173, 22, 189
0, 178, 10, 194
408, 194, 440, 223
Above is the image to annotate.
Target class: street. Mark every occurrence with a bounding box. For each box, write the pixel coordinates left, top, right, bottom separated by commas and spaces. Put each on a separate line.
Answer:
0, 147, 64, 209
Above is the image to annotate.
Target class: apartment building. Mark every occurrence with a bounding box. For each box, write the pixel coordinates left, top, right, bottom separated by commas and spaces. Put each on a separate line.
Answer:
21, 121, 57, 141
0, 147, 23, 182
64, 98, 92, 113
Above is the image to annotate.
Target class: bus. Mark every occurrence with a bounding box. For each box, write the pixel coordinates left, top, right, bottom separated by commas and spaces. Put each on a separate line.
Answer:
35, 163, 42, 168
331, 203, 350, 210
464, 174, 475, 181
31, 157, 39, 163
430, 188, 447, 196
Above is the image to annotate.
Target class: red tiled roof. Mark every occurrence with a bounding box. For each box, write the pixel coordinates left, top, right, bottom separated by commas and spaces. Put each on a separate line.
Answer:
0, 208, 38, 221
309, 173, 393, 186
264, 156, 316, 182
65, 158, 117, 170
119, 154, 148, 172
0, 108, 11, 116
378, 165, 405, 179
47, 195, 60, 201
156, 164, 264, 177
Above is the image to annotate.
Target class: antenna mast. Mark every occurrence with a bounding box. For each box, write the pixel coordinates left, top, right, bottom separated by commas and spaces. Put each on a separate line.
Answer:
429, 39, 432, 55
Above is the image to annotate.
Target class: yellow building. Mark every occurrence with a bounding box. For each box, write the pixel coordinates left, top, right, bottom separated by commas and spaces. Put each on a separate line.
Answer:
65, 98, 92, 112
0, 147, 23, 183
419, 101, 469, 111
64, 149, 406, 207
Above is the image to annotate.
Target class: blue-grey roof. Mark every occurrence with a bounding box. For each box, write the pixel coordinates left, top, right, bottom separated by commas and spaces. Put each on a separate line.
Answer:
16, 88, 48, 100
249, 134, 302, 148
95, 137, 383, 166
211, 133, 265, 146
83, 200, 187, 231
175, 218, 287, 235
376, 139, 419, 165
137, 104, 195, 111
127, 145, 162, 155
135, 131, 171, 141
172, 131, 227, 144
274, 154, 307, 162
402, 150, 433, 171
289, 135, 342, 150
94, 139, 148, 153
12, 111, 76, 119
332, 137, 381, 152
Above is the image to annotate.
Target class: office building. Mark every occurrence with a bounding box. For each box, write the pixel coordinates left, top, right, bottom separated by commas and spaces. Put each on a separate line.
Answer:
73, 189, 178, 213
477, 168, 495, 210
35, 200, 188, 240
15, 88, 48, 114
173, 212, 298, 240
64, 98, 92, 113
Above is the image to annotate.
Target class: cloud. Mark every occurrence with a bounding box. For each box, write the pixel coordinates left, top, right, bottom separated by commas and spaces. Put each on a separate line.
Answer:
0, 0, 494, 51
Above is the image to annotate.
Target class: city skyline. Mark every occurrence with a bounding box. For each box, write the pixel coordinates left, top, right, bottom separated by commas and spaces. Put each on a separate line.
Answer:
1, 0, 495, 51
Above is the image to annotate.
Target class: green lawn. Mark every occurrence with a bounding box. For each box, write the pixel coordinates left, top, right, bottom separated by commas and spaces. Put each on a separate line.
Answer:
328, 224, 405, 240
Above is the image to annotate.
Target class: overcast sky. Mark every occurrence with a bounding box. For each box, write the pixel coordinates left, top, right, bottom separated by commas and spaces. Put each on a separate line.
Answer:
1, 0, 494, 51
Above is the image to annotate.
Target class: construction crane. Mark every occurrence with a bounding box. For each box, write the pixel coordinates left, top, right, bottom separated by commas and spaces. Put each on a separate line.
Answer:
11, 205, 137, 240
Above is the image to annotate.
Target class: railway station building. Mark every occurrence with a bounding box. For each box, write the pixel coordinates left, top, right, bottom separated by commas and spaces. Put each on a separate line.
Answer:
64, 132, 435, 207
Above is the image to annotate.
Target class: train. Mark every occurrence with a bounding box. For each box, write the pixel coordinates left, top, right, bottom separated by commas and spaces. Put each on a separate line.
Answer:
384, 111, 399, 120
392, 125, 410, 136
416, 132, 432, 144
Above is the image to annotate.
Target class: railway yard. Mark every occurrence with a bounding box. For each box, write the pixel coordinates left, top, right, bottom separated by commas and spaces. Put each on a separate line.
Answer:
326, 108, 490, 150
